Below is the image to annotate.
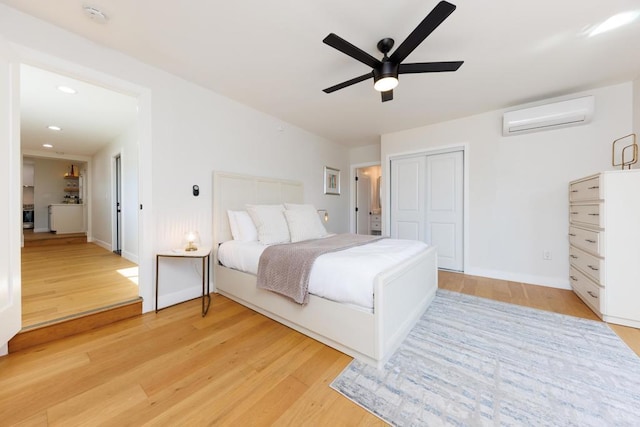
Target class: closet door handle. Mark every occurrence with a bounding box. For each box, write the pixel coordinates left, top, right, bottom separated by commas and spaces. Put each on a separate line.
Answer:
587, 291, 598, 299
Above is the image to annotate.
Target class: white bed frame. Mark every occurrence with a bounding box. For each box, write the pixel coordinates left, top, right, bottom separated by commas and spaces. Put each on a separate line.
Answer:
212, 171, 438, 368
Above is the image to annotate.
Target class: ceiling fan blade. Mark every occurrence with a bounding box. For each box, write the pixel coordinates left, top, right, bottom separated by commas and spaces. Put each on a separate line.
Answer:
323, 72, 373, 93
399, 61, 463, 74
381, 90, 393, 102
389, 1, 456, 64
323, 33, 381, 69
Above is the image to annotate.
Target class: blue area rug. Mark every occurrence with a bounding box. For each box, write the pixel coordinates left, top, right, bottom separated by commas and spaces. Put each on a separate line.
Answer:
331, 289, 640, 426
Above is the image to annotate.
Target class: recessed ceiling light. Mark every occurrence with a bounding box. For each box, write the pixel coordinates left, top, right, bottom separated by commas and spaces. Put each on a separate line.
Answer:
47, 125, 62, 131
43, 143, 53, 148
589, 10, 640, 37
57, 85, 77, 94
83, 5, 108, 23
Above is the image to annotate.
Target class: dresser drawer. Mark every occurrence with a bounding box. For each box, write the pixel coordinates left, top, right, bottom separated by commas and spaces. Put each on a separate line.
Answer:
569, 226, 603, 256
569, 245, 603, 285
569, 176, 601, 202
570, 266, 602, 315
569, 203, 603, 227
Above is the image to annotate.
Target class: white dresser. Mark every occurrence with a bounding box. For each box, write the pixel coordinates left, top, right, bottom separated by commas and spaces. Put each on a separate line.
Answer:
568, 170, 640, 328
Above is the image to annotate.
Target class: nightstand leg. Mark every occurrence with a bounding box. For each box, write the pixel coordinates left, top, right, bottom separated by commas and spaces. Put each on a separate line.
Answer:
202, 254, 211, 316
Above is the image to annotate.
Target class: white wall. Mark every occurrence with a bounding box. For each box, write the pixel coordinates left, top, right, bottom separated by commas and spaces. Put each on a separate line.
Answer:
0, 4, 350, 313
91, 124, 139, 263
350, 143, 381, 164
382, 83, 634, 289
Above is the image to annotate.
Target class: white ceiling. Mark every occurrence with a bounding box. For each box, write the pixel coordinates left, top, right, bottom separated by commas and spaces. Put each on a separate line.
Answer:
6, 0, 640, 148
20, 64, 138, 156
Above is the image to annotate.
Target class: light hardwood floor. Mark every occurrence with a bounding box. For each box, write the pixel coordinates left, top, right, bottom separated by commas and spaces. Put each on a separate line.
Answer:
21, 237, 140, 329
1, 271, 638, 425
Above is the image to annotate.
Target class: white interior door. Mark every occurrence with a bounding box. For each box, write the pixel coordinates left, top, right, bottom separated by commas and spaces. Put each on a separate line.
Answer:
0, 40, 22, 353
356, 173, 371, 235
390, 156, 426, 240
426, 151, 464, 271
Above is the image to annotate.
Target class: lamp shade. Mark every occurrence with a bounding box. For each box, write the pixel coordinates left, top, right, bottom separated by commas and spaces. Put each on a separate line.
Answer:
183, 231, 200, 251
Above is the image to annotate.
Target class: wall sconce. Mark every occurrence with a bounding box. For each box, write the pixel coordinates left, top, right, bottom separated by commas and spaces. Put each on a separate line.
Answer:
184, 231, 200, 251
317, 209, 329, 223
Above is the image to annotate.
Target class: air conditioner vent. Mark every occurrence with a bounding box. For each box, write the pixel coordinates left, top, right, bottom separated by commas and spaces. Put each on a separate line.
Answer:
503, 96, 594, 136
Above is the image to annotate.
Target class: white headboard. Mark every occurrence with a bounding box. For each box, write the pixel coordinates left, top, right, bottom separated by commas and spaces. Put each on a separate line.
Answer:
212, 171, 304, 252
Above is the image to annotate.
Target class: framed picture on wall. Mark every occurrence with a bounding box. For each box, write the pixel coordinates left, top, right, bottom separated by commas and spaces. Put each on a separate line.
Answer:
324, 166, 340, 195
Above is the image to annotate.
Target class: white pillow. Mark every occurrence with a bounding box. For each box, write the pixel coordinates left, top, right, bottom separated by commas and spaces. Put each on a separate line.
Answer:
227, 210, 241, 240
246, 204, 290, 245
227, 210, 258, 241
283, 206, 328, 243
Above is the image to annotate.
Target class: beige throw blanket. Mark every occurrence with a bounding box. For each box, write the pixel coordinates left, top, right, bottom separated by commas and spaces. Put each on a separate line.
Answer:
256, 233, 383, 304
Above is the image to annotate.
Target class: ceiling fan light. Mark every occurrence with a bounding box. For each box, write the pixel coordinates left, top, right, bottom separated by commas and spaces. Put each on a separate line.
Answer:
374, 76, 398, 92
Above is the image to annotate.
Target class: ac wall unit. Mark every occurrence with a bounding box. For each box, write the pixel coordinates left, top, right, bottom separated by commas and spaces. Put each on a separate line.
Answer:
502, 95, 594, 136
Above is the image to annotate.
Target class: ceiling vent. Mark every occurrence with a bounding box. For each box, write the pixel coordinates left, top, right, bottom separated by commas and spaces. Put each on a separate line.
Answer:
502, 96, 594, 136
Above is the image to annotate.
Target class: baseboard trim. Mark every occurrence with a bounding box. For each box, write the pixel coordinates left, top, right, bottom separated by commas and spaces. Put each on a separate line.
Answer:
463, 267, 571, 290
91, 238, 112, 251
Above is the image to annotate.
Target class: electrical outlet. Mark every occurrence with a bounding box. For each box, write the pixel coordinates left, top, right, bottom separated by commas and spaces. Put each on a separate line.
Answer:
543, 251, 552, 260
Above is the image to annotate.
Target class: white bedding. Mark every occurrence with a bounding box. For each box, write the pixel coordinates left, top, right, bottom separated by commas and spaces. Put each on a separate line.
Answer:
217, 237, 429, 310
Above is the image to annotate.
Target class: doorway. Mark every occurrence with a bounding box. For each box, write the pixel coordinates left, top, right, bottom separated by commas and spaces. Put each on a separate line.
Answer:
19, 64, 140, 329
390, 148, 465, 271
354, 164, 382, 235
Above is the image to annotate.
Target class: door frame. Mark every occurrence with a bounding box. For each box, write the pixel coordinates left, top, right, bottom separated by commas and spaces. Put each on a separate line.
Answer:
350, 161, 381, 234
0, 45, 21, 355
112, 153, 122, 255
386, 143, 469, 272
8, 46, 154, 322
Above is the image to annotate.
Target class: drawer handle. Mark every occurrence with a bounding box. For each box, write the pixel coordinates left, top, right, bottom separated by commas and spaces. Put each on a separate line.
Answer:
585, 239, 596, 244
587, 291, 599, 299
570, 255, 578, 259
588, 186, 599, 190
569, 233, 576, 237
570, 276, 578, 281
571, 190, 579, 193
587, 265, 599, 271
588, 213, 599, 216
570, 212, 579, 215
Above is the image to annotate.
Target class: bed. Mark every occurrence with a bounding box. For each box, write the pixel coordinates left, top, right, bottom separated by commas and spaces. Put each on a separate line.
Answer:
212, 171, 438, 368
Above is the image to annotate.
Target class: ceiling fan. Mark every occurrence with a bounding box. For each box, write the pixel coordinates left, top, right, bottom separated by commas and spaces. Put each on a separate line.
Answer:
322, 0, 463, 102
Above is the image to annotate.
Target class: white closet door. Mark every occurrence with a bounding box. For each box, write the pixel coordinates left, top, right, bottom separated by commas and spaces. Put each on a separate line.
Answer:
390, 156, 426, 240
390, 150, 464, 271
426, 151, 464, 271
